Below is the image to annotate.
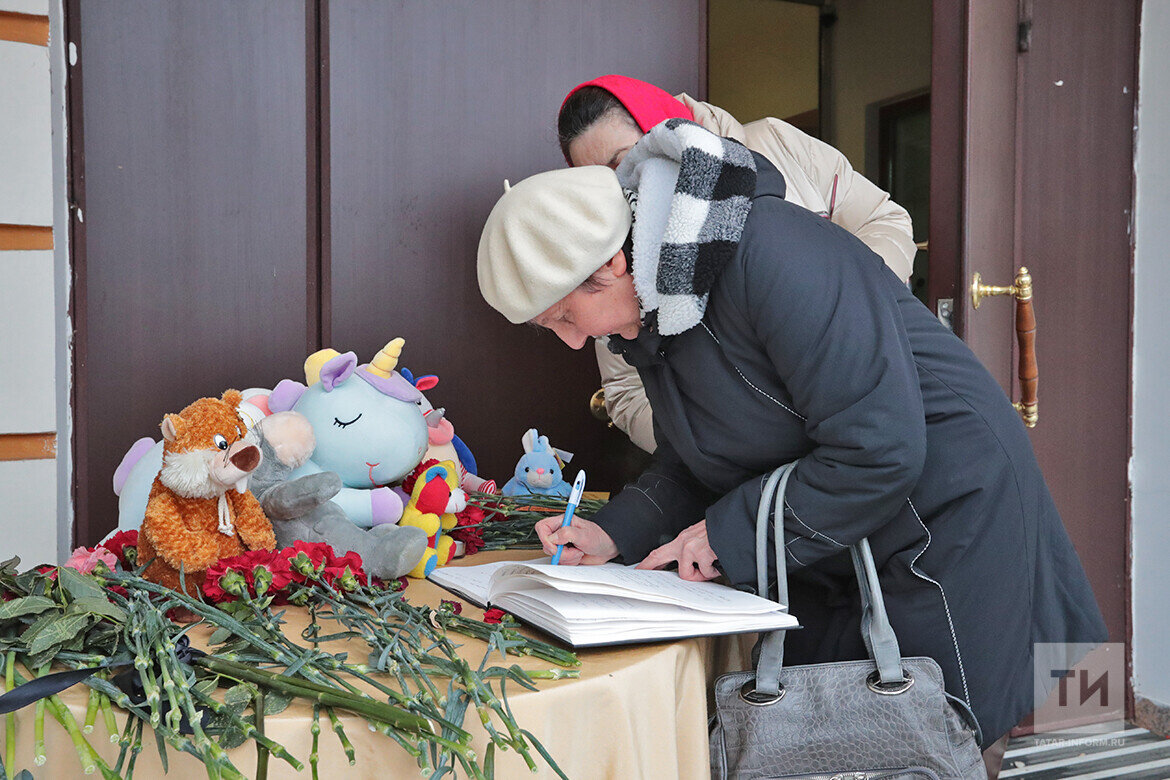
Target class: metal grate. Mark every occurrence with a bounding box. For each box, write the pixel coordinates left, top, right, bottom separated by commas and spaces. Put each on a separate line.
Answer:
1000, 726, 1170, 779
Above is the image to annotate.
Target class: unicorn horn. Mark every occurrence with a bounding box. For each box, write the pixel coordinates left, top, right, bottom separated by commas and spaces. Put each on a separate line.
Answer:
368, 338, 405, 378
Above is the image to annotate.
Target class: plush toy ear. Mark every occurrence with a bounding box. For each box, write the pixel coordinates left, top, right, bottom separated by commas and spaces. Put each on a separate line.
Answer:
521, 428, 538, 454
304, 348, 341, 386
161, 414, 183, 442
423, 464, 450, 483
415, 375, 439, 392
399, 367, 415, 385
536, 435, 551, 453
269, 379, 307, 412
221, 389, 243, 409
319, 352, 358, 392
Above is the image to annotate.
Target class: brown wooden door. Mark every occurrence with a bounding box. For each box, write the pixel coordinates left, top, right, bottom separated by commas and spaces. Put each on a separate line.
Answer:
68, 0, 317, 546
69, 1, 703, 544
931, 0, 1137, 718
325, 1, 702, 491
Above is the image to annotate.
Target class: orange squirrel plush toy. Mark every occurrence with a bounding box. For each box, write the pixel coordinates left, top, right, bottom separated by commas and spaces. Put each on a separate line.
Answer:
138, 390, 275, 594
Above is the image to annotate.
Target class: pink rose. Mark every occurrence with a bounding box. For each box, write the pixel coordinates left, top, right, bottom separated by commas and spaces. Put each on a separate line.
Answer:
64, 546, 118, 574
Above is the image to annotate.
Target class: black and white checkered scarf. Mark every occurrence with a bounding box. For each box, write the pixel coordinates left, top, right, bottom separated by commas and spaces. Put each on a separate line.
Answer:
615, 118, 757, 336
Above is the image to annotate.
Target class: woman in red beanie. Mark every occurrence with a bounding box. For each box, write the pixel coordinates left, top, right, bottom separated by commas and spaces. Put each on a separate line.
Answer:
558, 75, 917, 454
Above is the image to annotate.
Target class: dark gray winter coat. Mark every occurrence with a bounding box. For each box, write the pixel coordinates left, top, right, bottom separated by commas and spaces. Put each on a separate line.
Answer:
593, 154, 1107, 748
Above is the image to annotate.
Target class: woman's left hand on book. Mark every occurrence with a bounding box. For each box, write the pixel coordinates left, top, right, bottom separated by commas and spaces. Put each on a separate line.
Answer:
636, 520, 720, 582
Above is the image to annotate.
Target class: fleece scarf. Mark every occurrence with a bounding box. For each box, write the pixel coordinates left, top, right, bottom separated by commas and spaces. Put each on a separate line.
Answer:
615, 118, 757, 336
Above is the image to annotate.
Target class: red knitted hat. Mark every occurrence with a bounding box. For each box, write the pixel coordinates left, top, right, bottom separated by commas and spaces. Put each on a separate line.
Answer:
560, 74, 694, 134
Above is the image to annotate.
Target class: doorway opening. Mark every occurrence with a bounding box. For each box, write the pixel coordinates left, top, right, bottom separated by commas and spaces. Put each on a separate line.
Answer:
706, 0, 932, 303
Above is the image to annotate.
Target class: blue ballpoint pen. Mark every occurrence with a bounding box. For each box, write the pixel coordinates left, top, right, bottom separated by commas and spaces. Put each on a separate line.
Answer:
551, 470, 587, 565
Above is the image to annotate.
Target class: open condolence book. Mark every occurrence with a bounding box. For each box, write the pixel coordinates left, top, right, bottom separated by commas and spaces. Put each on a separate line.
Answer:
428, 558, 799, 647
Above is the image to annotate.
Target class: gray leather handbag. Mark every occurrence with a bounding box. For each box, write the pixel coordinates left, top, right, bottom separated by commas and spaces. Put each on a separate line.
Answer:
710, 463, 987, 780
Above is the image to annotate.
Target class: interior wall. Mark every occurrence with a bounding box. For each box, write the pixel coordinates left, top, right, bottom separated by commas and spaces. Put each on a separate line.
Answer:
0, 0, 66, 565
827, 0, 931, 171
1132, 0, 1170, 714
707, 0, 819, 124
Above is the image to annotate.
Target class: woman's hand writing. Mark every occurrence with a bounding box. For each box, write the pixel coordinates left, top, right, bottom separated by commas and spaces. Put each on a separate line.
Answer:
535, 515, 619, 565
635, 519, 720, 581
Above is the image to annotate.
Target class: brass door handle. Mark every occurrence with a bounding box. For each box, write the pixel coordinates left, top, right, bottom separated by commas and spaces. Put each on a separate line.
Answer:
589, 388, 613, 426
970, 267, 1038, 428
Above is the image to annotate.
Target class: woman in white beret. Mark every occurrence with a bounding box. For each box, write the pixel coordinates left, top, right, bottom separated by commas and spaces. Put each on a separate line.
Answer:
476, 119, 1104, 775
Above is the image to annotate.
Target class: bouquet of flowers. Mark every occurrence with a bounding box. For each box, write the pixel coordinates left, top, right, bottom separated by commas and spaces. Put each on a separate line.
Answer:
0, 532, 577, 779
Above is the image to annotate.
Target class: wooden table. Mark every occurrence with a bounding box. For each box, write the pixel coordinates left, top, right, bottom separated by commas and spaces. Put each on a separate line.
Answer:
2, 551, 754, 779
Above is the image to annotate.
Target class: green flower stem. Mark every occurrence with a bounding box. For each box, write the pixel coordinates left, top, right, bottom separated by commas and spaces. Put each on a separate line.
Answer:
437, 613, 580, 667
254, 688, 268, 780
325, 706, 355, 766
159, 646, 235, 780
14, 665, 101, 777
32, 665, 46, 767
99, 692, 119, 744
193, 655, 433, 736
113, 713, 135, 774
125, 719, 143, 780
520, 668, 580, 680
131, 637, 161, 728
310, 704, 320, 780
83, 684, 99, 733
4, 651, 14, 772
188, 689, 301, 771
153, 643, 182, 734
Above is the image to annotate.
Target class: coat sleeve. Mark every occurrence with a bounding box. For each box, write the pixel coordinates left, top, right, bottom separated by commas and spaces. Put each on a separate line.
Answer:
594, 337, 658, 454
751, 118, 917, 283
705, 216, 927, 588
589, 432, 717, 564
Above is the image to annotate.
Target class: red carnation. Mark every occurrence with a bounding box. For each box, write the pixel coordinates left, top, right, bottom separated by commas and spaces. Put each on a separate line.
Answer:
450, 503, 487, 555
289, 540, 332, 568
100, 530, 139, 567
482, 607, 508, 624
204, 549, 293, 602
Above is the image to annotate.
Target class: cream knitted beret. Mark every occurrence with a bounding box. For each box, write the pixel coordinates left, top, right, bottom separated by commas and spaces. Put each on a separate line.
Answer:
477, 166, 632, 324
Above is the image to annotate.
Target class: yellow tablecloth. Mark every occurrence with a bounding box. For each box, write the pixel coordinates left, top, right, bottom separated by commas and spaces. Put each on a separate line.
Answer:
1, 551, 754, 779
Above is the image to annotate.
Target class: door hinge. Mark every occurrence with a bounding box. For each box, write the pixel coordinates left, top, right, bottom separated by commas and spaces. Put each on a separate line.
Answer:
1017, 19, 1032, 52
1018, 0, 1033, 52
937, 298, 954, 331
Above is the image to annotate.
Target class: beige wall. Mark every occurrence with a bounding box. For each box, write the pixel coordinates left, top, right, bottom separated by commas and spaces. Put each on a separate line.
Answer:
708, 0, 819, 124
828, 0, 932, 170
0, 0, 67, 565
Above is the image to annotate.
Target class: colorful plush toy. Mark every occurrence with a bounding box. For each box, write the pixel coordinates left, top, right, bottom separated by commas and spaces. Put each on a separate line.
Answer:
249, 411, 428, 579
501, 429, 572, 497
399, 367, 497, 495
268, 338, 430, 528
137, 390, 276, 594
399, 459, 466, 578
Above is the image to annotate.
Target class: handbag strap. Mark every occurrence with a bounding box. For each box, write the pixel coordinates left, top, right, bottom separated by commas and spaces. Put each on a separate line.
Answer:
752, 463, 907, 696
851, 538, 906, 685
752, 464, 795, 696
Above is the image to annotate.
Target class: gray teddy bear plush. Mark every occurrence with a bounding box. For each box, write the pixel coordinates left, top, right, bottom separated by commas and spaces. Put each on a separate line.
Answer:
251, 411, 428, 580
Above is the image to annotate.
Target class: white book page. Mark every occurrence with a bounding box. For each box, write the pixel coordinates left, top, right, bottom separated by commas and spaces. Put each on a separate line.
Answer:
497, 587, 796, 627
489, 562, 786, 615
492, 588, 798, 645
428, 557, 552, 604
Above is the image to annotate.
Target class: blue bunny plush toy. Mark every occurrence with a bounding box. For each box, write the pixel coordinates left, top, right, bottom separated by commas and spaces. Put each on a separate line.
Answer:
501, 428, 571, 497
